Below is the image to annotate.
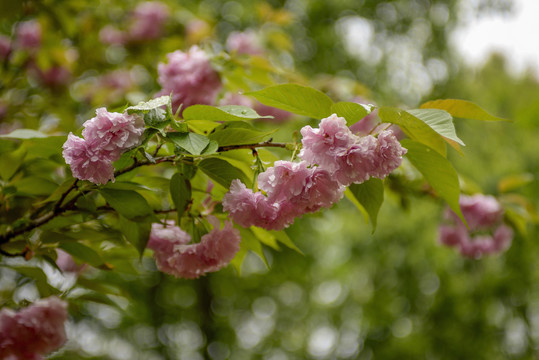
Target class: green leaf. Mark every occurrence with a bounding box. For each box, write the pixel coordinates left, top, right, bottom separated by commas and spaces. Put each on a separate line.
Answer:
247, 84, 334, 119
198, 158, 251, 189
100, 189, 154, 221
209, 123, 276, 147
401, 139, 465, 223
167, 132, 210, 155
0, 145, 26, 180
59, 241, 104, 267
14, 177, 58, 196
201, 140, 219, 155
183, 105, 272, 121
143, 108, 169, 135
348, 178, 384, 232
127, 95, 170, 111
35, 177, 76, 206
331, 102, 371, 126
420, 99, 508, 121
119, 216, 152, 257
378, 107, 447, 157
6, 266, 60, 297
0, 129, 48, 139
407, 109, 465, 151
170, 173, 191, 222
270, 229, 303, 254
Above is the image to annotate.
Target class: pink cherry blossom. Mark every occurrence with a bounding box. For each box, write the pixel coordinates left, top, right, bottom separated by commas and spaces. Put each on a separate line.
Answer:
368, 130, 407, 179
99, 25, 126, 45
157, 46, 222, 113
438, 194, 513, 258
258, 161, 312, 202
147, 218, 241, 279
300, 113, 357, 172
62, 133, 116, 185
0, 297, 68, 359
15, 20, 42, 50
0, 35, 11, 60
226, 30, 263, 55
222, 180, 280, 229
56, 249, 86, 274
333, 135, 378, 186
82, 108, 145, 159
128, 1, 169, 41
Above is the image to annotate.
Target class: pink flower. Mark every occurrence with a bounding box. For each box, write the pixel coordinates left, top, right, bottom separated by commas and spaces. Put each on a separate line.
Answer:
56, 249, 86, 274
224, 163, 344, 231
258, 161, 312, 203
200, 216, 241, 272
62, 133, 116, 185
0, 35, 11, 60
438, 194, 513, 258
99, 25, 126, 45
459, 194, 503, 230
157, 46, 222, 113
368, 130, 407, 179
147, 218, 241, 279
226, 30, 263, 55
222, 180, 280, 229
82, 108, 144, 159
15, 20, 42, 50
333, 135, 378, 186
28, 64, 71, 88
300, 114, 357, 172
128, 1, 169, 41
0, 297, 68, 359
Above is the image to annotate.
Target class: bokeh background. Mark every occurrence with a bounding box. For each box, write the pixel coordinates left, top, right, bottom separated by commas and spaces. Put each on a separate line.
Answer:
1, 0, 538, 359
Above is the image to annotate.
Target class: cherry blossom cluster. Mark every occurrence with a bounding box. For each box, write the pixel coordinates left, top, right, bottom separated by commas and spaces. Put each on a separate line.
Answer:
99, 1, 169, 45
147, 217, 241, 279
438, 194, 513, 258
157, 46, 222, 113
62, 108, 144, 184
0, 297, 68, 359
223, 114, 407, 230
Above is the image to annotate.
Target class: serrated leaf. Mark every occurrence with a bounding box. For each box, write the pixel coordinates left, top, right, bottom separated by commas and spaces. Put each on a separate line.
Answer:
183, 104, 272, 121
167, 132, 210, 155
348, 178, 384, 232
127, 95, 170, 111
379, 107, 447, 157
198, 158, 251, 189
100, 188, 154, 221
119, 215, 152, 257
170, 173, 191, 222
420, 99, 508, 121
401, 139, 465, 224
407, 109, 465, 151
331, 102, 371, 126
247, 84, 334, 119
59, 241, 104, 267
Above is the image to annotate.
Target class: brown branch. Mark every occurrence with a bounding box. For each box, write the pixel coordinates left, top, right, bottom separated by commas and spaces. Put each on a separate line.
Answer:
217, 141, 289, 152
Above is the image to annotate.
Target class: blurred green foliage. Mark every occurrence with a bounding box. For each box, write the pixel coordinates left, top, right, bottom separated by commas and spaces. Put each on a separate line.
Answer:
1, 0, 537, 359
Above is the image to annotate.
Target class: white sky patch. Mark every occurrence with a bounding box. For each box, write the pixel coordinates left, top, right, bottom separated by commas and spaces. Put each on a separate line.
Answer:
452, 0, 539, 78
